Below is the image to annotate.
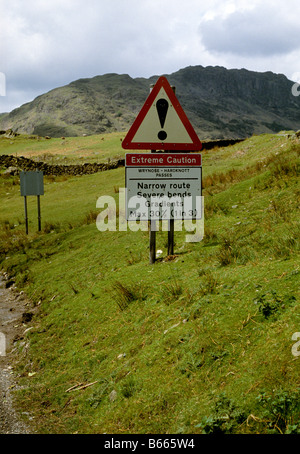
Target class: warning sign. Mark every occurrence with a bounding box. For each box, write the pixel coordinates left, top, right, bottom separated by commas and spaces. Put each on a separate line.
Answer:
122, 77, 202, 151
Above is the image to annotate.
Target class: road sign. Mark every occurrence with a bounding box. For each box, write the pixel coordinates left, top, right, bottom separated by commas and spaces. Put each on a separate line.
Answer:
122, 77, 202, 151
20, 171, 44, 233
20, 171, 44, 196
125, 153, 202, 220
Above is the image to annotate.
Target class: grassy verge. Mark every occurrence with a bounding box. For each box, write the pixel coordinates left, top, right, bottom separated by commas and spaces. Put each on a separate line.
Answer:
0, 132, 299, 434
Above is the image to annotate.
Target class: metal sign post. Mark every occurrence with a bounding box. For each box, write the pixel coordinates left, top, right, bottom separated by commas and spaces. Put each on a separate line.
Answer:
24, 195, 29, 235
37, 195, 42, 231
20, 171, 44, 234
168, 217, 174, 256
149, 220, 157, 265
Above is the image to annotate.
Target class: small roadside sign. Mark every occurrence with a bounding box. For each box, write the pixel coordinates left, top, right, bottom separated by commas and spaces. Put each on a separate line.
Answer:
122, 76, 202, 151
20, 170, 44, 196
19, 170, 44, 234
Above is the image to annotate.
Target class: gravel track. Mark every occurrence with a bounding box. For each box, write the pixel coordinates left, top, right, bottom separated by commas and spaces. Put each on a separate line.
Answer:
0, 274, 34, 434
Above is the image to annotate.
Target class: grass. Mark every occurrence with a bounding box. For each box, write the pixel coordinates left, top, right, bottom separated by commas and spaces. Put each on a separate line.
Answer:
0, 131, 126, 165
0, 131, 299, 434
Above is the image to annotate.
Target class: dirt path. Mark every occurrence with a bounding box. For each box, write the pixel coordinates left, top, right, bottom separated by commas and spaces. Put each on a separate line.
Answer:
0, 273, 35, 434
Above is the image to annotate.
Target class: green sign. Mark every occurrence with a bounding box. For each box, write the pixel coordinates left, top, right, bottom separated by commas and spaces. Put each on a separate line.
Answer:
20, 171, 44, 196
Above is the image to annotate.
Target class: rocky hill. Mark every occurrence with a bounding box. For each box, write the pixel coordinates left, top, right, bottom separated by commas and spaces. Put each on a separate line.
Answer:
1, 65, 300, 139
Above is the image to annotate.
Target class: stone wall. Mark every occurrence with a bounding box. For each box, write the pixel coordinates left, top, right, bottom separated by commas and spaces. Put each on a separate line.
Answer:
0, 154, 125, 176
0, 138, 244, 176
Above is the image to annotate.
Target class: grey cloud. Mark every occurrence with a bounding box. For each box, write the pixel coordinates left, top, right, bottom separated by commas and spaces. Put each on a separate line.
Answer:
1, 0, 182, 111
2, 0, 300, 113
199, 7, 300, 57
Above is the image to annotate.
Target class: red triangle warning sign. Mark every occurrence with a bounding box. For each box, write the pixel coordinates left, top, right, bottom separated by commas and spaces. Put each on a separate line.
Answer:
122, 76, 202, 151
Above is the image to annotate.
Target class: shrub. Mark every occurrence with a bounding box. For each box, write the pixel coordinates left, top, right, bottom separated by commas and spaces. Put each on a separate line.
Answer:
161, 277, 183, 304
112, 281, 146, 311
254, 290, 296, 319
198, 269, 219, 295
120, 377, 138, 399
112, 281, 136, 311
42, 221, 62, 233
196, 393, 247, 434
256, 390, 300, 434
202, 226, 218, 245
216, 237, 238, 266
83, 210, 98, 225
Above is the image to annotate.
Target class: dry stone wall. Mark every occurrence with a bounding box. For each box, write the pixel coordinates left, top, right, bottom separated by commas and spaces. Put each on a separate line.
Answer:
0, 154, 125, 176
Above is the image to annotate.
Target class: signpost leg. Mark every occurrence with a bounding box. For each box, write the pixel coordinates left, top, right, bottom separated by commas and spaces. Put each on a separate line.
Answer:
24, 196, 28, 234
168, 218, 174, 256
37, 195, 41, 231
149, 220, 156, 264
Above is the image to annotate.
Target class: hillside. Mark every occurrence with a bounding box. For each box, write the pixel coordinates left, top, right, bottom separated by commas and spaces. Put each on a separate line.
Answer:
1, 66, 300, 139
0, 131, 299, 434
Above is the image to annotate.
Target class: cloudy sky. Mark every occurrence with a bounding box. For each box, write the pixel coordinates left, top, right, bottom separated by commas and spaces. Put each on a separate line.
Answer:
1, 0, 300, 113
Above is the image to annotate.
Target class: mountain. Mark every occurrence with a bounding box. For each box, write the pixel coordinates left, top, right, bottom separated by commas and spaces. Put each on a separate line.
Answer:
1, 65, 300, 139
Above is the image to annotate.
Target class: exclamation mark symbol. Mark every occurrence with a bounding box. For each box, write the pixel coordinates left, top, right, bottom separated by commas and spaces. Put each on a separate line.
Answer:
156, 98, 169, 141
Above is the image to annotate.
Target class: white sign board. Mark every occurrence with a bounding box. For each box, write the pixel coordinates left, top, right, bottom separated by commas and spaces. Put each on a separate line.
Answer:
125, 153, 202, 221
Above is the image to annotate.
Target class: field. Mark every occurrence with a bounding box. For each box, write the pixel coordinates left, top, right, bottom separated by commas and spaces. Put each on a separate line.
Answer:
0, 131, 125, 165
0, 131, 299, 434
